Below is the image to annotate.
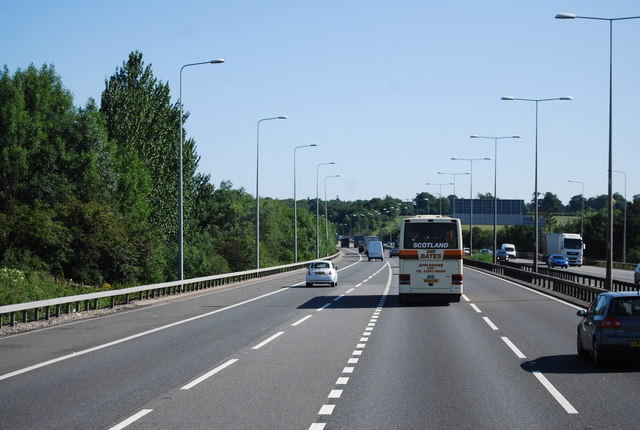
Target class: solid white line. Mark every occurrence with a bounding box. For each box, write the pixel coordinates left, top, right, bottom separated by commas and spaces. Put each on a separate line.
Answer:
470, 303, 482, 313
291, 315, 313, 327
501, 337, 526, 359
532, 371, 578, 414
483, 317, 499, 331
0, 287, 287, 382
109, 409, 153, 430
181, 359, 238, 390
252, 331, 285, 350
466, 267, 583, 310
346, 288, 355, 294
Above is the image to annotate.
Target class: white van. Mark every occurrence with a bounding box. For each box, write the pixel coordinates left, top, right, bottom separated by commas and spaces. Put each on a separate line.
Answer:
367, 240, 384, 261
501, 243, 516, 260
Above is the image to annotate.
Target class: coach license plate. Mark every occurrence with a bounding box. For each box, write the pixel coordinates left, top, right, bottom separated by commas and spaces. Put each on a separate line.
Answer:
423, 278, 438, 283
631, 340, 640, 347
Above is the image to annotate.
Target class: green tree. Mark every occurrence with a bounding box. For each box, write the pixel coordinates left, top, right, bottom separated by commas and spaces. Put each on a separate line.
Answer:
101, 51, 192, 245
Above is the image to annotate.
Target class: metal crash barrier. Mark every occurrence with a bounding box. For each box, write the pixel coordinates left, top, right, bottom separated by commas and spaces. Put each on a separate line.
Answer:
0, 252, 340, 329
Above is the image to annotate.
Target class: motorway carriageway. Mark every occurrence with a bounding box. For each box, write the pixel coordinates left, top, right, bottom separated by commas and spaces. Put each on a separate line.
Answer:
0, 250, 639, 429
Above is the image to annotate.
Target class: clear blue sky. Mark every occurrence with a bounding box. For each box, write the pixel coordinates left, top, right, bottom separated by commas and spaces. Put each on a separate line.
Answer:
3, 0, 639, 206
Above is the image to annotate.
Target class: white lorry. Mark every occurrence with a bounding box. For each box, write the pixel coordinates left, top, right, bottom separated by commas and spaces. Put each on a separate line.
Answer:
501, 243, 517, 260
543, 233, 585, 266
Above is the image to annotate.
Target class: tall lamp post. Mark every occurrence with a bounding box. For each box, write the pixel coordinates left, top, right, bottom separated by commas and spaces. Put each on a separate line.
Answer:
324, 174, 341, 243
556, 12, 639, 287
569, 179, 584, 240
437, 171, 470, 216
178, 58, 224, 285
471, 135, 522, 263
568, 179, 585, 238
293, 143, 318, 262
316, 162, 336, 258
451, 157, 491, 253
501, 96, 572, 272
613, 170, 627, 263
256, 116, 288, 269
425, 182, 453, 215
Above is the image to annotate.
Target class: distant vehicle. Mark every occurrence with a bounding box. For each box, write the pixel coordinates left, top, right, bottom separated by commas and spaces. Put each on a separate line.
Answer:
577, 291, 640, 367
340, 237, 350, 247
367, 240, 384, 261
463, 248, 471, 255
306, 260, 338, 287
547, 254, 569, 269
501, 243, 516, 259
389, 247, 400, 257
364, 236, 381, 254
544, 233, 585, 266
635, 264, 640, 284
480, 248, 492, 255
495, 249, 508, 262
353, 235, 365, 253
398, 215, 463, 303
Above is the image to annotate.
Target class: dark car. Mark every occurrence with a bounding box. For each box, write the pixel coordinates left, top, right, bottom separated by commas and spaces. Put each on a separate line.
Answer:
635, 263, 640, 284
577, 292, 640, 366
547, 254, 568, 269
389, 247, 400, 257
495, 249, 508, 262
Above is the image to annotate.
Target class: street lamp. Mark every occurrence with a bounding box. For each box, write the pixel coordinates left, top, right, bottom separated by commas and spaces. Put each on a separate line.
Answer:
437, 171, 470, 217
501, 96, 572, 271
178, 58, 224, 285
567, 179, 585, 239
316, 162, 336, 258
613, 170, 627, 263
256, 116, 288, 269
471, 135, 522, 263
293, 143, 318, 262
451, 157, 491, 253
324, 174, 341, 243
425, 182, 453, 215
556, 12, 639, 287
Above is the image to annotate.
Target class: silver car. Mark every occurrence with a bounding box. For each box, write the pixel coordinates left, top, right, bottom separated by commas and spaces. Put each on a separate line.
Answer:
577, 291, 640, 366
306, 260, 338, 287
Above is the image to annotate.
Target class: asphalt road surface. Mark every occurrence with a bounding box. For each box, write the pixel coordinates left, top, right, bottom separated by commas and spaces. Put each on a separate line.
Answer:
1, 249, 639, 429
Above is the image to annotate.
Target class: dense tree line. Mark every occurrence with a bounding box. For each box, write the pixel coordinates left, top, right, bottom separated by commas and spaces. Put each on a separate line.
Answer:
0, 53, 335, 287
0, 53, 637, 290
318, 190, 639, 263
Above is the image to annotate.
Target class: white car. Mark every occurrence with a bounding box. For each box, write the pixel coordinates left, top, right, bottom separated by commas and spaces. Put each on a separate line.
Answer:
306, 260, 338, 287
